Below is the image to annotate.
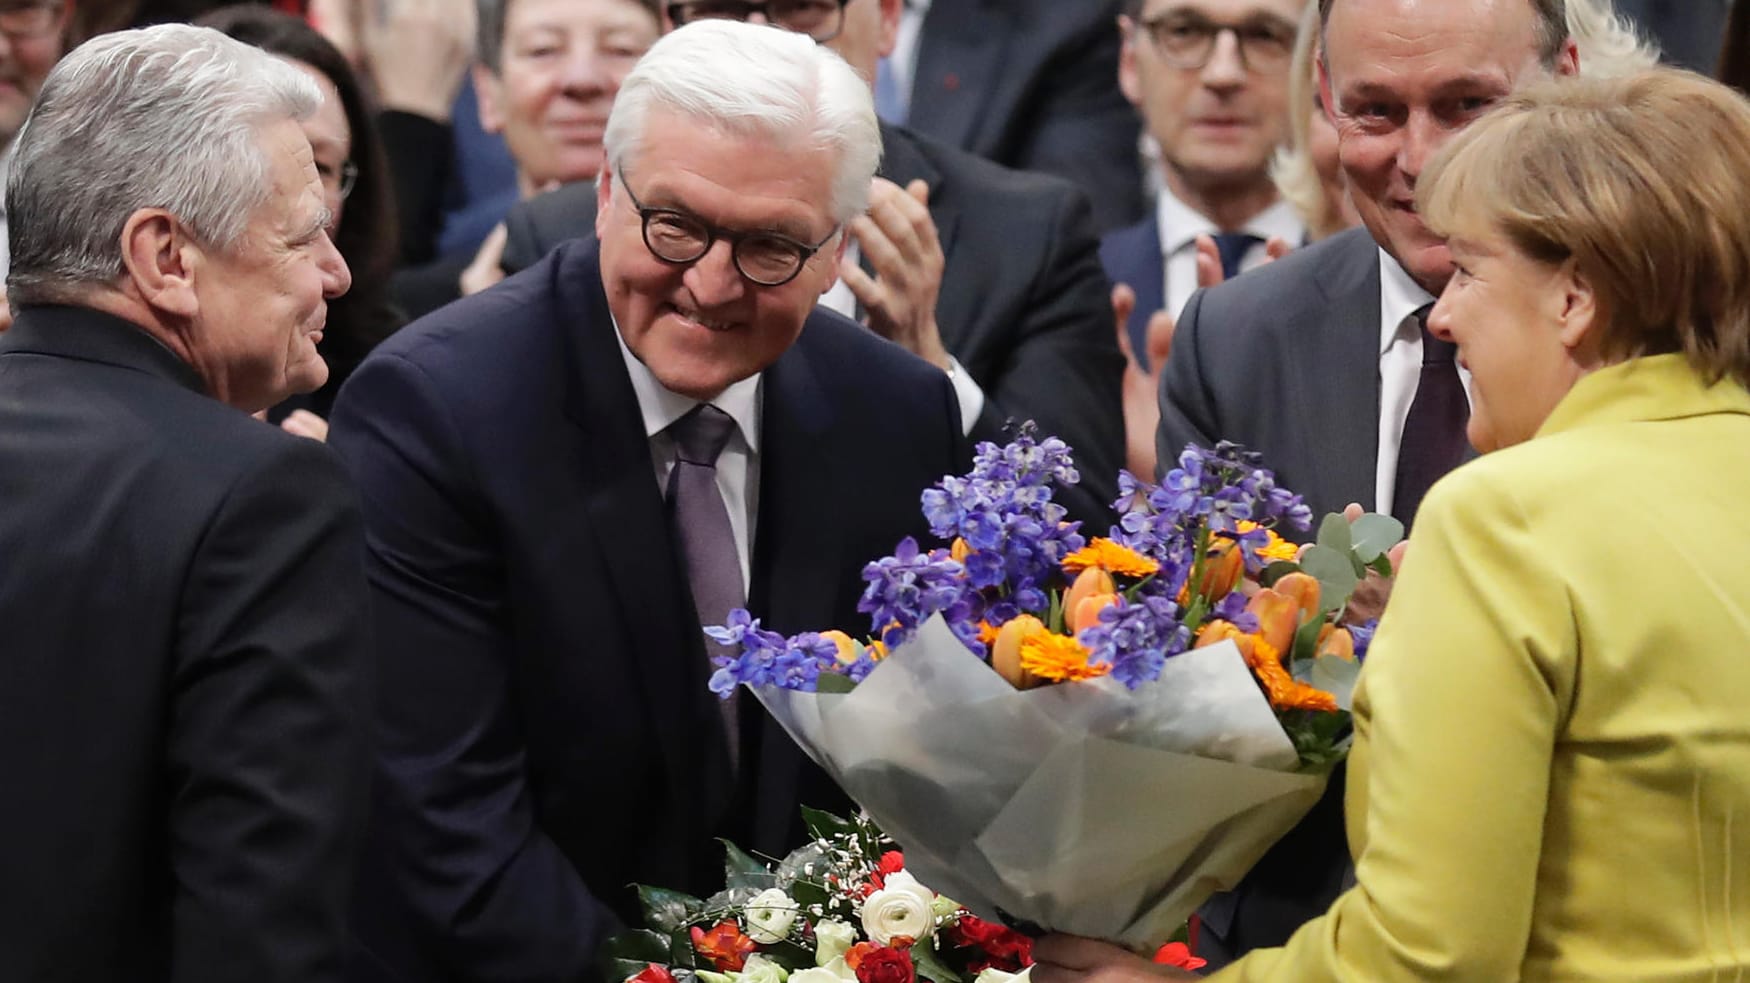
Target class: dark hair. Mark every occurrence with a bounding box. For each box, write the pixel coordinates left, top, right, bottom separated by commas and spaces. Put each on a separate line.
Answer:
1319, 0, 1569, 68
477, 0, 663, 73
1719, 0, 1750, 98
196, 4, 404, 407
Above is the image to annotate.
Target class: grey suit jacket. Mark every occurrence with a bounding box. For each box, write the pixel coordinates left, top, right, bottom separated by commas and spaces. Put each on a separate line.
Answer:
905, 0, 1145, 234
502, 123, 1126, 525
1157, 227, 1383, 518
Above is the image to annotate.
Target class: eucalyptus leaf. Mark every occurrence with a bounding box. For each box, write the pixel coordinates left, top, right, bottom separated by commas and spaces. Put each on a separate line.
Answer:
911, 941, 966, 983
1261, 560, 1301, 587
1350, 513, 1405, 563
1299, 545, 1359, 614
637, 886, 704, 934
1315, 513, 1353, 554
1309, 654, 1362, 711
814, 672, 857, 695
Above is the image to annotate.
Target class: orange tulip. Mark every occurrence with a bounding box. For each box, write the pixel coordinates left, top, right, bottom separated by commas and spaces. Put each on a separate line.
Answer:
1272, 572, 1322, 620
1063, 567, 1116, 619
1245, 588, 1301, 655
1318, 626, 1356, 661
992, 615, 1047, 689
820, 630, 861, 665
1070, 592, 1119, 634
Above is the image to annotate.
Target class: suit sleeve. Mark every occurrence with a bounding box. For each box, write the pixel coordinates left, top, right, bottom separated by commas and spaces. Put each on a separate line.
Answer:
1155, 287, 1222, 478
328, 353, 620, 981
969, 182, 1125, 524
1213, 470, 1569, 982
167, 436, 373, 983
378, 110, 453, 268
500, 195, 544, 275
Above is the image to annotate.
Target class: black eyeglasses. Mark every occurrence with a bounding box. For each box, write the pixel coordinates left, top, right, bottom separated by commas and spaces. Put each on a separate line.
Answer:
666, 0, 851, 43
0, 0, 62, 40
618, 173, 838, 287
1136, 13, 1296, 73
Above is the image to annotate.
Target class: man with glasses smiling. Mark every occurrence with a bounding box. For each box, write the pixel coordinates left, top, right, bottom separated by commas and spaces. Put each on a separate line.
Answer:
502, 0, 1125, 525
0, 0, 72, 326
330, 19, 964, 983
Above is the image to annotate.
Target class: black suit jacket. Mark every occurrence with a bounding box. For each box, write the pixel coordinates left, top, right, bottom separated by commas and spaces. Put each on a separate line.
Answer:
329, 239, 965, 983
0, 306, 372, 982
1154, 229, 1377, 964
905, 0, 1145, 233
500, 123, 1124, 525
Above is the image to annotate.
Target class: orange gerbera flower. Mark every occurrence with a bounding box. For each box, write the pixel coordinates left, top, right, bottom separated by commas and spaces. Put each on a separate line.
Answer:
1019, 632, 1111, 682
976, 620, 1001, 646
1062, 538, 1160, 578
1247, 638, 1339, 713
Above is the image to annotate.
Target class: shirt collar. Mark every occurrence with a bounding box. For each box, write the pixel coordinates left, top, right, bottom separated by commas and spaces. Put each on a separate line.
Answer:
1377, 247, 1437, 355
614, 316, 762, 453
1154, 186, 1306, 256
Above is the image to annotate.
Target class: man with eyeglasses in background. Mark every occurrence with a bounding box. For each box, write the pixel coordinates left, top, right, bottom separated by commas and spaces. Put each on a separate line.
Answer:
1100, 0, 1306, 474
330, 19, 965, 983
500, 0, 1126, 526
0, 0, 70, 330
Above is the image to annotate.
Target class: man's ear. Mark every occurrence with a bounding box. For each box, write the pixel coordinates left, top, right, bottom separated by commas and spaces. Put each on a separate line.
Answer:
1117, 16, 1143, 109
595, 162, 615, 241
473, 63, 507, 134
119, 208, 200, 319
877, 0, 902, 58
1316, 54, 1339, 126
1556, 36, 1580, 78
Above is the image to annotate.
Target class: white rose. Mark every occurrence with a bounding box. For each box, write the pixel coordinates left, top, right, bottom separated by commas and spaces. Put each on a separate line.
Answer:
792, 957, 856, 983
973, 967, 1033, 983
743, 888, 800, 944
739, 955, 789, 983
812, 918, 857, 966
860, 870, 936, 946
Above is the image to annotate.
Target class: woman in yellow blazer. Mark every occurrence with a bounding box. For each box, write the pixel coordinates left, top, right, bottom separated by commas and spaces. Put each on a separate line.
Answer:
1036, 68, 1750, 981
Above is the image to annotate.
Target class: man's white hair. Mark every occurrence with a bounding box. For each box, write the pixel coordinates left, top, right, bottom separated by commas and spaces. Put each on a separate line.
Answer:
602, 19, 882, 226
5, 23, 321, 304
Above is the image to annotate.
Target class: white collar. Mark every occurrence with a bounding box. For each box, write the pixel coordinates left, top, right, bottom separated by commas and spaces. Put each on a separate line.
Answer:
1377, 247, 1437, 354
1154, 186, 1305, 256
614, 317, 762, 453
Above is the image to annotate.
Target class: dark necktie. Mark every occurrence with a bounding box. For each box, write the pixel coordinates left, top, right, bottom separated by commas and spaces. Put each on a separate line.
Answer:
1213, 232, 1263, 280
1393, 304, 1470, 531
665, 404, 744, 763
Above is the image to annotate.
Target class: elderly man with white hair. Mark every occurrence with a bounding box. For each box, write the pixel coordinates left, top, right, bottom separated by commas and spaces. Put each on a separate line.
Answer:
0, 23, 368, 983
329, 19, 964, 983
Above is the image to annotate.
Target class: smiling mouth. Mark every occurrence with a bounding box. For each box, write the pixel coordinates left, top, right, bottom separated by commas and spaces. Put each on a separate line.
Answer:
668, 304, 736, 333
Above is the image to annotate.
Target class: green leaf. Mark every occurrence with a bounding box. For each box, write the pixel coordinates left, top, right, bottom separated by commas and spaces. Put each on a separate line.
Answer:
602, 929, 676, 982
758, 939, 818, 973
1349, 513, 1404, 563
815, 672, 856, 695
1315, 513, 1353, 554
1260, 560, 1301, 588
911, 941, 966, 983
721, 840, 776, 891
1310, 653, 1362, 711
1289, 612, 1323, 665
1368, 553, 1396, 579
800, 807, 856, 843
637, 886, 704, 934
1298, 545, 1359, 614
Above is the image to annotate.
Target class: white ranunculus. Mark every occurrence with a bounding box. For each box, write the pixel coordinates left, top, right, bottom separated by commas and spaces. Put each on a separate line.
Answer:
791, 957, 856, 983
743, 889, 800, 945
813, 918, 857, 966
860, 870, 936, 946
739, 955, 789, 983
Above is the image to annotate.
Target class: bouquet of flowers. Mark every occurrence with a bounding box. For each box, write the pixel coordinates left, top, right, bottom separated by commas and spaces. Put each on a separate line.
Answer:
706, 433, 1398, 947
607, 809, 1039, 983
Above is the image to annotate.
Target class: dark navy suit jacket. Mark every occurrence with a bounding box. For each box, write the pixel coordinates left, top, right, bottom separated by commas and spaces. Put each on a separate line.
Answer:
1099, 214, 1165, 376
330, 239, 965, 982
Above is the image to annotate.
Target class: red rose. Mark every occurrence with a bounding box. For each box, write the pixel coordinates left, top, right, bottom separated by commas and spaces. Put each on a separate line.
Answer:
852, 946, 916, 983
1152, 942, 1207, 971
691, 921, 756, 972
628, 964, 678, 983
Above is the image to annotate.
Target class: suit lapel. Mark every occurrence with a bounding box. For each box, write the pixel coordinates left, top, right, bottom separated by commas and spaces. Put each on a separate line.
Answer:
744, 317, 844, 848
1295, 230, 1384, 513
907, 0, 1009, 154
558, 245, 736, 809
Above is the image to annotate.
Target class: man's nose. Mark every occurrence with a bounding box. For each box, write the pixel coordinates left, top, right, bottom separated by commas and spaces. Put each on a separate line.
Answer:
683, 239, 747, 306
319, 232, 352, 299
1201, 29, 1247, 87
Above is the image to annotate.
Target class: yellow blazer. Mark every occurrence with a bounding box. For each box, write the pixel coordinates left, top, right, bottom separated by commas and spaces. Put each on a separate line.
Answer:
1216, 355, 1750, 981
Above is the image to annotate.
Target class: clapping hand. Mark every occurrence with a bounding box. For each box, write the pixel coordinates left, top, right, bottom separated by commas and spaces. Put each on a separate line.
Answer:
840, 177, 953, 372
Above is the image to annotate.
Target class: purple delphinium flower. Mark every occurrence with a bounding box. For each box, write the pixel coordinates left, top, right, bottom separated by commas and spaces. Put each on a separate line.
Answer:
858, 536, 973, 648
1080, 593, 1192, 689
706, 616, 839, 697
1349, 620, 1378, 662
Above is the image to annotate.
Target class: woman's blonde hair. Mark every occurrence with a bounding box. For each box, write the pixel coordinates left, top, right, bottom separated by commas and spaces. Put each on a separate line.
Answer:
1419, 69, 1750, 388
1269, 3, 1344, 241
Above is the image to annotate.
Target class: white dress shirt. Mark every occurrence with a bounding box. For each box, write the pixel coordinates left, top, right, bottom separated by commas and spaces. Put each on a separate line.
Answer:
820, 243, 985, 436
1156, 188, 1305, 320
887, 0, 932, 113
1373, 249, 1472, 516
616, 322, 762, 589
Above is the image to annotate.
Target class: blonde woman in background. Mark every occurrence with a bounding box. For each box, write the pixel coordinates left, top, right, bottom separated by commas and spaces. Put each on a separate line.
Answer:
1269, 0, 1658, 242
